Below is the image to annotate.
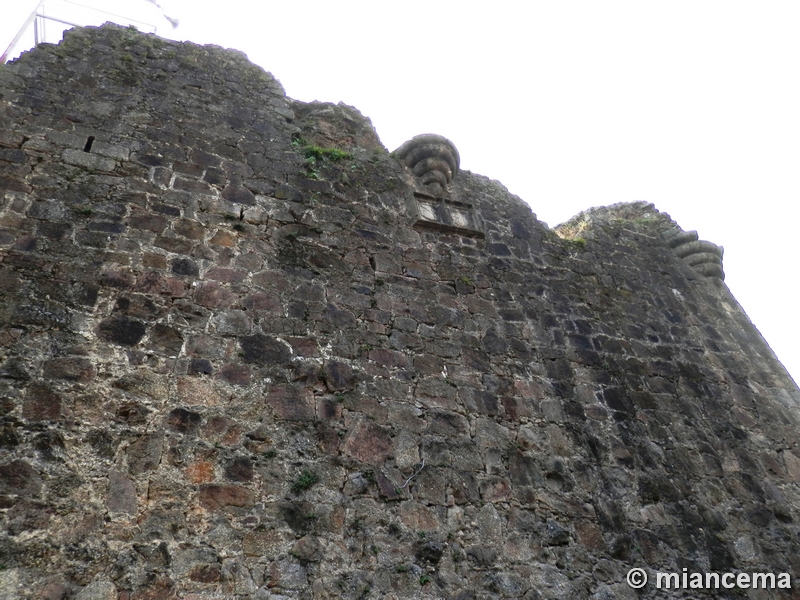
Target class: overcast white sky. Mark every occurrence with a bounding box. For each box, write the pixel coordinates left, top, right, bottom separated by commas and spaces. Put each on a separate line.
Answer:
3, 1, 799, 385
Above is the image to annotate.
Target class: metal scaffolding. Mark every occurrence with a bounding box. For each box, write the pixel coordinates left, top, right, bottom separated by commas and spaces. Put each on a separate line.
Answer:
1, 0, 178, 63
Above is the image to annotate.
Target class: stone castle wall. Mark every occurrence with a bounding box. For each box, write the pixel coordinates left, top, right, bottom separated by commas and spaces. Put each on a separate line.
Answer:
1, 25, 800, 599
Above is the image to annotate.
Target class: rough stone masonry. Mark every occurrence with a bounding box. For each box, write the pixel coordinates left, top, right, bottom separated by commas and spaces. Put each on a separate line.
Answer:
1, 24, 800, 599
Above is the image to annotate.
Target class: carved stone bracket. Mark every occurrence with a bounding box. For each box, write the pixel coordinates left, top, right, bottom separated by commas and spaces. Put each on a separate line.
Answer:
662, 227, 724, 280
395, 134, 480, 236
394, 134, 460, 197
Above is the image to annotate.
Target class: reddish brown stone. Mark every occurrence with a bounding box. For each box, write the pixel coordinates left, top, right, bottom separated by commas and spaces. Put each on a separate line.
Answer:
129, 578, 175, 600
166, 407, 202, 434
234, 252, 263, 271
239, 334, 291, 365
291, 534, 323, 562
174, 176, 211, 193
129, 212, 168, 233
113, 368, 166, 401
209, 229, 237, 247
500, 396, 535, 420
250, 269, 291, 291
7, 498, 52, 533
377, 469, 403, 500
217, 364, 251, 386
177, 377, 224, 405
243, 529, 291, 557
412, 353, 443, 375
509, 452, 544, 488
142, 252, 167, 269
222, 185, 255, 205
242, 292, 282, 312
0, 176, 32, 193
202, 416, 242, 446
133, 271, 187, 296
584, 404, 609, 420
344, 394, 388, 424
133, 272, 166, 294
206, 266, 247, 283
173, 219, 205, 240
13, 235, 36, 252
38, 581, 70, 600
194, 281, 235, 308
322, 360, 355, 391
186, 460, 215, 484
481, 476, 513, 502
107, 470, 137, 514
316, 423, 341, 455
317, 397, 342, 420
149, 324, 184, 354
732, 406, 757, 428
0, 459, 42, 495
43, 357, 96, 382
286, 336, 319, 357
154, 235, 192, 254
198, 484, 255, 510
224, 457, 253, 482
265, 385, 315, 421
342, 419, 392, 464
368, 348, 408, 368
160, 276, 187, 297
399, 501, 440, 531
514, 378, 547, 399
574, 521, 606, 552
189, 564, 221, 582
783, 450, 800, 482
127, 433, 164, 475
757, 450, 783, 476
191, 149, 221, 168
22, 382, 63, 421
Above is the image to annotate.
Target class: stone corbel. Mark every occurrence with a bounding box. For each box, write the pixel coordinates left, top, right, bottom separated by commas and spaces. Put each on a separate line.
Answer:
393, 133, 460, 197
393, 134, 483, 237
662, 227, 724, 280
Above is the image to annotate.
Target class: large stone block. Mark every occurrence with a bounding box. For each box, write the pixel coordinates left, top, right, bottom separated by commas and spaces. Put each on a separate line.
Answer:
198, 484, 255, 510
343, 419, 393, 464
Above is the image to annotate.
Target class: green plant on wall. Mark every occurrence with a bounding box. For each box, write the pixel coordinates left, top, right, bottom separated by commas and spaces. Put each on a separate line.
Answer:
292, 133, 353, 179
291, 469, 319, 494
566, 237, 587, 251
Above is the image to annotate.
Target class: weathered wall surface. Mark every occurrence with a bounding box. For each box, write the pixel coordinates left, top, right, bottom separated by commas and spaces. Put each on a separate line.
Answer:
1, 25, 800, 599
